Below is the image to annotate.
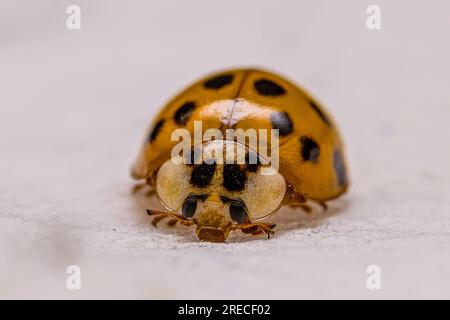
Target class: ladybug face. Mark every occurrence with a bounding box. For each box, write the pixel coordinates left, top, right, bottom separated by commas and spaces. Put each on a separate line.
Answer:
155, 140, 287, 242
190, 194, 239, 243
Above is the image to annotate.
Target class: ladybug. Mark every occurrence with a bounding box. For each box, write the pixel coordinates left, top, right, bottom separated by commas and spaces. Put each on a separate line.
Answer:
132, 68, 349, 242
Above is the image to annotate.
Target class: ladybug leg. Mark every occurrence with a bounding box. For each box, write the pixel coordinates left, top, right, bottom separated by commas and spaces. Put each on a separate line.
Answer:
166, 219, 179, 227
132, 177, 155, 197
260, 224, 276, 239
315, 201, 328, 211
287, 192, 307, 205
234, 223, 276, 239
146, 209, 195, 228
150, 214, 169, 227
132, 182, 155, 197
287, 192, 328, 214
289, 203, 313, 214
287, 192, 313, 214
251, 229, 263, 236
132, 182, 147, 194
239, 225, 259, 234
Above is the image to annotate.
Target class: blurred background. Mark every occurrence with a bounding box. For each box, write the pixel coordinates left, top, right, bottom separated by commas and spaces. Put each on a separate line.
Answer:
1, 0, 449, 299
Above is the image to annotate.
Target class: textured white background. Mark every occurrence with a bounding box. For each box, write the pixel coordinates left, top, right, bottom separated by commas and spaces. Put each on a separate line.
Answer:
1, 0, 450, 299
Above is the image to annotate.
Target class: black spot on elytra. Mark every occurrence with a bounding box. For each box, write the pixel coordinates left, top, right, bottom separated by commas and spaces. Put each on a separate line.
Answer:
270, 112, 293, 136
148, 119, 164, 142
309, 100, 331, 126
174, 101, 196, 125
223, 164, 246, 191
254, 79, 286, 96
300, 136, 320, 163
190, 161, 217, 187
333, 149, 347, 186
245, 152, 261, 172
204, 74, 234, 89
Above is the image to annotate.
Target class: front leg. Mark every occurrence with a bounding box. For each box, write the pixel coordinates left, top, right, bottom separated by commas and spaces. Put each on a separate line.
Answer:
146, 209, 195, 227
287, 192, 312, 213
234, 223, 276, 239
287, 192, 327, 213
132, 181, 155, 197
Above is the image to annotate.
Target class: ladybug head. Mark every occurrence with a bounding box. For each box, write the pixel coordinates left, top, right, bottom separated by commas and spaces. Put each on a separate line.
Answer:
154, 140, 288, 242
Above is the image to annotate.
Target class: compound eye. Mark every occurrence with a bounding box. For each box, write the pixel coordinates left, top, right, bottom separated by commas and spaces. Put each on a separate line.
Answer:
182, 196, 197, 218
229, 201, 249, 224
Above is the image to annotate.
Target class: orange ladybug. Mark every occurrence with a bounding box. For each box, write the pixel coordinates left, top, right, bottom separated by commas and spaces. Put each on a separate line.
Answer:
132, 68, 349, 242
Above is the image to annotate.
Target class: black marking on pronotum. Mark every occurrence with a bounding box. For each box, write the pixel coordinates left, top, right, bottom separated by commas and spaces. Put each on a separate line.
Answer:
223, 164, 246, 191
270, 112, 294, 136
190, 161, 217, 187
254, 79, 286, 96
309, 100, 331, 126
148, 119, 164, 142
300, 136, 320, 163
203, 74, 234, 89
333, 149, 347, 186
245, 152, 261, 172
174, 101, 196, 125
